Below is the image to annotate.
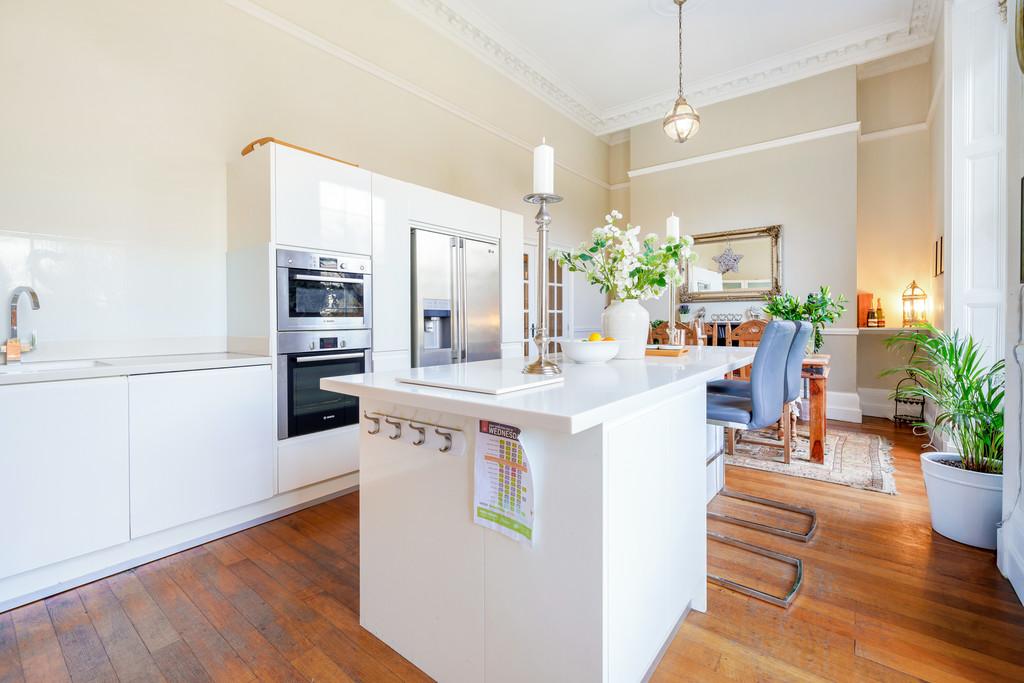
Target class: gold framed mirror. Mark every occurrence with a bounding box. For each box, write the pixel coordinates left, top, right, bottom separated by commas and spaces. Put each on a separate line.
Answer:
680, 225, 782, 303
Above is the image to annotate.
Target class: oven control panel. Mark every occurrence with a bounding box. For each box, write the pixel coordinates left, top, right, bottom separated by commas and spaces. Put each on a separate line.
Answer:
276, 248, 372, 275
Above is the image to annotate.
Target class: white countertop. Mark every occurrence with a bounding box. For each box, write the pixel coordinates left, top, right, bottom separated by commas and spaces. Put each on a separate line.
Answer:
0, 352, 272, 386
322, 346, 756, 434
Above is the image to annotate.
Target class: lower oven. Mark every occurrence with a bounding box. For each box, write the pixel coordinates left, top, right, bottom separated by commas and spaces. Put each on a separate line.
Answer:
277, 329, 372, 440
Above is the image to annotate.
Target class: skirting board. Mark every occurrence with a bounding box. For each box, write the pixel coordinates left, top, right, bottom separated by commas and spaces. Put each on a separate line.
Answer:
998, 519, 1024, 605
826, 390, 862, 423
858, 387, 894, 420
0, 472, 359, 613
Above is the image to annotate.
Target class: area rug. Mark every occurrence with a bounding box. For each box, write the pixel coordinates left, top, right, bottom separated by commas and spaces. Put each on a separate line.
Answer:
725, 427, 897, 495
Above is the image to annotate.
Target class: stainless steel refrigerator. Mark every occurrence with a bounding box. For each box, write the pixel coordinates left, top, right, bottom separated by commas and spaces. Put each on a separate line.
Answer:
411, 228, 501, 367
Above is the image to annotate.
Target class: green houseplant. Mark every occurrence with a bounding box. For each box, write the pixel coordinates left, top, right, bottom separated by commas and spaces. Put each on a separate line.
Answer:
763, 286, 847, 353
883, 324, 1005, 548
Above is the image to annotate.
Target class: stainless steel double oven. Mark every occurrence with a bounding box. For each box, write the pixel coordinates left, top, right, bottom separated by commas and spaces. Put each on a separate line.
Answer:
276, 248, 372, 440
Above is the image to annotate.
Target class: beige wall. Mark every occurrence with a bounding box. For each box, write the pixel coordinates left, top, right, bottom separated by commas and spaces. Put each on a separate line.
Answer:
930, 12, 948, 330
629, 69, 860, 395
855, 60, 935, 390
0, 0, 609, 356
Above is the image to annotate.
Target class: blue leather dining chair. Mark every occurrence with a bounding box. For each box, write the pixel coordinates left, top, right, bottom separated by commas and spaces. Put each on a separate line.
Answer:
708, 321, 814, 463
706, 320, 817, 556
704, 321, 809, 608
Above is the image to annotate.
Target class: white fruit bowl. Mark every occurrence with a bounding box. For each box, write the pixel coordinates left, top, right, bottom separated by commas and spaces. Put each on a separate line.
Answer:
560, 339, 620, 365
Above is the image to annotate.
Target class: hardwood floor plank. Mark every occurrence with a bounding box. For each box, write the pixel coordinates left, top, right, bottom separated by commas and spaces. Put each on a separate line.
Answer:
0, 612, 25, 683
77, 580, 166, 683
10, 601, 71, 683
158, 553, 307, 683
289, 646, 357, 683
148, 639, 213, 683
203, 538, 245, 567
105, 572, 181, 654
134, 563, 256, 683
305, 593, 432, 683
182, 546, 313, 661
226, 531, 321, 602
44, 591, 118, 682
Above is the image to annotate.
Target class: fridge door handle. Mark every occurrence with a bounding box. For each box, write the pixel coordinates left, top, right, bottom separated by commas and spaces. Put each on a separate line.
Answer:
460, 240, 469, 361
450, 240, 461, 363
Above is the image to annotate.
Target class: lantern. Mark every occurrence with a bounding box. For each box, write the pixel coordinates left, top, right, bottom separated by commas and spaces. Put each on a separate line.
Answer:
901, 280, 927, 327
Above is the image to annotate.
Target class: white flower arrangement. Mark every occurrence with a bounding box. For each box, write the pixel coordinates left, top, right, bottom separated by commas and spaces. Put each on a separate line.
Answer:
555, 210, 696, 302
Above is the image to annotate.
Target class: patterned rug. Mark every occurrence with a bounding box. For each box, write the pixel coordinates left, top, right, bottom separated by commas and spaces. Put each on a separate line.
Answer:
725, 426, 897, 495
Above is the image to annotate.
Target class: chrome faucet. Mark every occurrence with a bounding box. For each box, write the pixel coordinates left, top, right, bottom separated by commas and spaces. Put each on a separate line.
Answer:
5, 286, 40, 364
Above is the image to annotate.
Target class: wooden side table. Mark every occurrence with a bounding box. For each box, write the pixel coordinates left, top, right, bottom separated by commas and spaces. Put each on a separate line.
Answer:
802, 355, 831, 464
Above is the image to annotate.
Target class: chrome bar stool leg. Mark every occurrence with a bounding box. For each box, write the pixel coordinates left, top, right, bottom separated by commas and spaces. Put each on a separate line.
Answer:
710, 489, 817, 543
706, 531, 803, 608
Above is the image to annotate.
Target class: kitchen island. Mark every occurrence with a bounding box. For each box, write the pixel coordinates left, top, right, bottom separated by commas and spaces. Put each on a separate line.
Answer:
321, 346, 755, 683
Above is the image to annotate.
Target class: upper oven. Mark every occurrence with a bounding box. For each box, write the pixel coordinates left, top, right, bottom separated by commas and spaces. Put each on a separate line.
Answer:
276, 248, 372, 331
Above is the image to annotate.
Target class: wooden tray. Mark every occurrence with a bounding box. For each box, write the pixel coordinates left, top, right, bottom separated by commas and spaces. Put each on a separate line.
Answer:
645, 346, 689, 357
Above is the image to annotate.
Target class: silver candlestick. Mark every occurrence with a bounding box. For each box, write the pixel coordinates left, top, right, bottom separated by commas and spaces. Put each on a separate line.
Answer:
523, 192, 563, 375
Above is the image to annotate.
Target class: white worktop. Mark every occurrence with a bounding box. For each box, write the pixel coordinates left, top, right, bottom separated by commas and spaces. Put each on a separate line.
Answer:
322, 345, 755, 434
0, 352, 272, 386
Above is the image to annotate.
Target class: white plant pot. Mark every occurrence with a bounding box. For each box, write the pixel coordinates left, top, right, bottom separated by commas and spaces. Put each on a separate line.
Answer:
602, 299, 649, 360
920, 452, 1003, 550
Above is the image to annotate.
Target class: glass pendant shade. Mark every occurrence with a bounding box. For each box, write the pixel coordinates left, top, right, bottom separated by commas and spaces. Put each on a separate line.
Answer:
663, 95, 701, 143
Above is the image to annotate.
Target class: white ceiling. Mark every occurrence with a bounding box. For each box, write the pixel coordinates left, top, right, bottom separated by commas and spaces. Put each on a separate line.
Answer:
391, 0, 942, 137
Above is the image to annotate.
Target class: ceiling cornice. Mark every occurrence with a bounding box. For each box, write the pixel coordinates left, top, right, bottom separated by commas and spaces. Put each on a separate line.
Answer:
391, 0, 944, 138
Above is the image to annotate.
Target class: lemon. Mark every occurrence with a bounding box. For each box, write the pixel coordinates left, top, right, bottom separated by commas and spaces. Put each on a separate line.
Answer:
603, 336, 616, 341
587, 332, 603, 342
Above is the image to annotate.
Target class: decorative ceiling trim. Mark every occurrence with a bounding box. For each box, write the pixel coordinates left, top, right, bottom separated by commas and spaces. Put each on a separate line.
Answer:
223, 0, 612, 190
628, 121, 861, 179
391, 0, 944, 137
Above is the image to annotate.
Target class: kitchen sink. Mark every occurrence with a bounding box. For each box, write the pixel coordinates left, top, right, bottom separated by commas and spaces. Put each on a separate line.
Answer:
0, 359, 110, 374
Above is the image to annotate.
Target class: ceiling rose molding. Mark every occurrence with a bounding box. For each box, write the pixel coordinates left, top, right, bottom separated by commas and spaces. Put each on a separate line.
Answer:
392, 0, 943, 137
223, 0, 611, 190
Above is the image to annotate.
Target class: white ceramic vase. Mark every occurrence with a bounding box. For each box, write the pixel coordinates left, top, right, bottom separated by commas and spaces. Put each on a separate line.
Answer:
602, 299, 649, 360
920, 452, 1003, 549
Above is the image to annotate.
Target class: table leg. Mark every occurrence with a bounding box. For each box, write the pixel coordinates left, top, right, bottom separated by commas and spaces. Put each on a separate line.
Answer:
808, 377, 826, 463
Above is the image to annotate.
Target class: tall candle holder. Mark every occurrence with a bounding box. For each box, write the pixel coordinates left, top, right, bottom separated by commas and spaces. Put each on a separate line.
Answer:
523, 192, 563, 375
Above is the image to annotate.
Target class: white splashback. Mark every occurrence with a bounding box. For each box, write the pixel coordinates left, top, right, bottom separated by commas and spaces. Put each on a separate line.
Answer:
0, 230, 226, 361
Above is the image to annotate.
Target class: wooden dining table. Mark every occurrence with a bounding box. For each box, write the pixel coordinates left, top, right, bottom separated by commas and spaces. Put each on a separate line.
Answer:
801, 354, 830, 464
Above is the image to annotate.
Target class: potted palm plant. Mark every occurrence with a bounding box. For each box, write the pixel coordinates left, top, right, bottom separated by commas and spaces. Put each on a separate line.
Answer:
884, 324, 1005, 549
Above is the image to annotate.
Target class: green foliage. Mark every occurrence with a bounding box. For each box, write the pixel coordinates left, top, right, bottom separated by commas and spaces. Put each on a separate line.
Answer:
763, 286, 848, 352
883, 324, 1005, 474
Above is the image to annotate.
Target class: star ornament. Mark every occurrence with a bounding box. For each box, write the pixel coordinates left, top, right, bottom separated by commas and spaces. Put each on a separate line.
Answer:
712, 246, 743, 274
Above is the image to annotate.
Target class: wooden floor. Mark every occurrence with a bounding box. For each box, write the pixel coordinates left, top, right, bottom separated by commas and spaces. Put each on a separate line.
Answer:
2, 418, 1022, 682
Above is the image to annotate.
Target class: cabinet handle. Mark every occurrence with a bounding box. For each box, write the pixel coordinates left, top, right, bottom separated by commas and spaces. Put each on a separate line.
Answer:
385, 417, 402, 440
295, 352, 362, 363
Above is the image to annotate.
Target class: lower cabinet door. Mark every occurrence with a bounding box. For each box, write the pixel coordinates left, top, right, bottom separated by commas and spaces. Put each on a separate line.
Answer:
278, 424, 359, 493
0, 377, 130, 579
129, 365, 274, 538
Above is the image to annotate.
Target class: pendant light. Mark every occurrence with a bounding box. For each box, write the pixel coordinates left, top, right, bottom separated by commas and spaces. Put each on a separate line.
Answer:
663, 0, 700, 143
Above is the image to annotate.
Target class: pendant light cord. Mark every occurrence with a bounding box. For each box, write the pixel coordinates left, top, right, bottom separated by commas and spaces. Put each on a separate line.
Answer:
677, 0, 684, 97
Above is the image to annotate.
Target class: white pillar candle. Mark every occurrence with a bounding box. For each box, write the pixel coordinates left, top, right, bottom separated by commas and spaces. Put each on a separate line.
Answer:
533, 138, 554, 195
666, 213, 680, 240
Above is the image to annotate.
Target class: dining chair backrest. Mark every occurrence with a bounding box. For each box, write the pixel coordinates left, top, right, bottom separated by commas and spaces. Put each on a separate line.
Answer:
748, 320, 797, 430
785, 322, 814, 403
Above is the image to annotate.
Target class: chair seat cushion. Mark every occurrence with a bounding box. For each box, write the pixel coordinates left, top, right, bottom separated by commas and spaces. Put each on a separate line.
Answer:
707, 394, 753, 426
707, 379, 752, 397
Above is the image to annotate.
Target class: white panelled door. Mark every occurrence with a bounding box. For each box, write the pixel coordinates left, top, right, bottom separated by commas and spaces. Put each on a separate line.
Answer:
949, 0, 1009, 363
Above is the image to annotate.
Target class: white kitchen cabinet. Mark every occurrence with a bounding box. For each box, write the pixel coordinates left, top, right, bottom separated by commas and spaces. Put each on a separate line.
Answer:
0, 377, 130, 579
408, 183, 501, 238
278, 424, 359, 493
275, 144, 373, 254
129, 365, 275, 538
371, 174, 412, 353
